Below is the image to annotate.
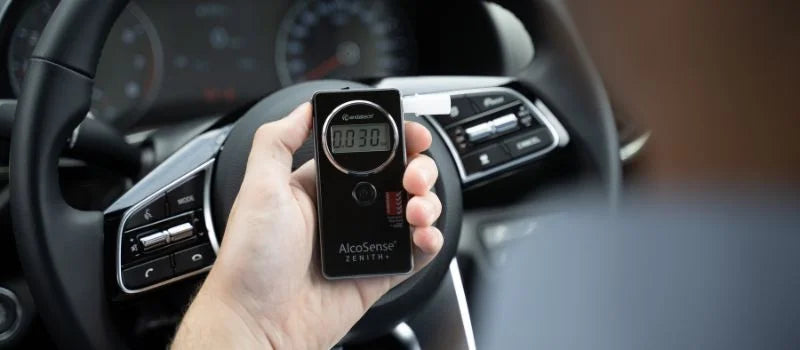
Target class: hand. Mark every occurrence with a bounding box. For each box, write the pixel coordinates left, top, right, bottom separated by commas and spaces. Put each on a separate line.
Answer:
172, 103, 443, 349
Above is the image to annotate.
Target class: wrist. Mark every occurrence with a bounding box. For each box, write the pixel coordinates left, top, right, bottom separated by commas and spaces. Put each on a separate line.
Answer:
173, 279, 275, 349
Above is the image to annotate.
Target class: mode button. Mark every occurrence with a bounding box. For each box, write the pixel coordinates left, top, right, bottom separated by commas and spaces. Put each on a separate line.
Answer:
166, 174, 205, 215
468, 92, 517, 112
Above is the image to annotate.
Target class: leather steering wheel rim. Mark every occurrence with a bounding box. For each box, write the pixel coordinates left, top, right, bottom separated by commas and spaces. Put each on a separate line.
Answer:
10, 0, 621, 348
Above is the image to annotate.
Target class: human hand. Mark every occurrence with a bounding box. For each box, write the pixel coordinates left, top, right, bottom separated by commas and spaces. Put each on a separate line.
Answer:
172, 102, 443, 349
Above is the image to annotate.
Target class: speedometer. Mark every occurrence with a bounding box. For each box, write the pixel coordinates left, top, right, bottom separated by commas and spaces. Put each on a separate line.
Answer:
8, 0, 162, 127
275, 0, 415, 86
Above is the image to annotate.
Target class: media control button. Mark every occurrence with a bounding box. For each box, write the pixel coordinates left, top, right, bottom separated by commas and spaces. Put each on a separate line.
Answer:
121, 229, 144, 264
124, 194, 167, 229
468, 92, 516, 112
139, 230, 169, 250
122, 256, 173, 289
352, 182, 377, 206
503, 129, 553, 157
173, 244, 215, 275
462, 145, 511, 174
166, 174, 205, 215
491, 113, 518, 134
465, 122, 493, 142
433, 96, 476, 126
516, 104, 540, 128
167, 222, 194, 242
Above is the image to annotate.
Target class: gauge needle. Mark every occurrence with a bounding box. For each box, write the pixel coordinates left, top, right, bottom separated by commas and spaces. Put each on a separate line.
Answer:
304, 55, 341, 80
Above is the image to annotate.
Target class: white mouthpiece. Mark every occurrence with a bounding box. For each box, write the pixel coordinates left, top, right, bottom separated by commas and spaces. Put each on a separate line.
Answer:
402, 94, 451, 116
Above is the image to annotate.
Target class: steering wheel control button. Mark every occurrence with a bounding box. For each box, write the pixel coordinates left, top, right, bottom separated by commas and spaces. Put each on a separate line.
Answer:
139, 231, 169, 250
166, 174, 205, 215
468, 92, 516, 112
124, 194, 167, 229
122, 256, 174, 289
503, 129, 553, 157
433, 96, 476, 126
465, 122, 494, 142
516, 104, 540, 128
167, 222, 195, 242
173, 244, 215, 275
463, 145, 511, 174
352, 182, 378, 206
490, 113, 519, 135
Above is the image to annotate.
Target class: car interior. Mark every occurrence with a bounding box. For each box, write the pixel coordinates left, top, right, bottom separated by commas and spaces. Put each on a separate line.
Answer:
0, 0, 797, 349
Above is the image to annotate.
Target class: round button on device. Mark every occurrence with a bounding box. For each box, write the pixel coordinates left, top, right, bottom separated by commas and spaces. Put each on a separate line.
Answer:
352, 182, 377, 206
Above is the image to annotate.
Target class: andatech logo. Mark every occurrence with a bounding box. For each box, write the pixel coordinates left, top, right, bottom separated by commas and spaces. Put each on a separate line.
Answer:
342, 113, 373, 121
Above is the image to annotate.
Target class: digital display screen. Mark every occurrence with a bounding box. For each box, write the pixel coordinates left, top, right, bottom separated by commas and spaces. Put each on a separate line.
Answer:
330, 123, 390, 154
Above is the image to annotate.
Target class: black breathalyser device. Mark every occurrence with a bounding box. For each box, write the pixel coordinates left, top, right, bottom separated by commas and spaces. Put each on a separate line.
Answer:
313, 88, 411, 279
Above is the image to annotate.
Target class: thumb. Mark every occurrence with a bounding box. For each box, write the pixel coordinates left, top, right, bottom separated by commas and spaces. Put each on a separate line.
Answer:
245, 102, 312, 184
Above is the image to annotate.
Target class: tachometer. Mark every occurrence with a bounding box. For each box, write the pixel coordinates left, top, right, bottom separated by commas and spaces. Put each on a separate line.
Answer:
275, 0, 415, 86
8, 0, 163, 127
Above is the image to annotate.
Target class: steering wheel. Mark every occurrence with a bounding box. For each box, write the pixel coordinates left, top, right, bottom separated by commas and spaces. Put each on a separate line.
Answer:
9, 0, 620, 348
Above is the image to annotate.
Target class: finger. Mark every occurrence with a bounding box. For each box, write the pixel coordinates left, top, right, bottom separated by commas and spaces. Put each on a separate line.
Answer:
290, 160, 317, 202
403, 154, 438, 195
406, 191, 442, 227
412, 226, 444, 256
405, 121, 432, 156
246, 102, 312, 181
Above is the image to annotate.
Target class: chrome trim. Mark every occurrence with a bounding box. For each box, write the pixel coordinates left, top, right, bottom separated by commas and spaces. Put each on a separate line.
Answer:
321, 100, 400, 176
534, 99, 570, 147
449, 259, 477, 350
620, 131, 651, 163
422, 87, 567, 185
116, 159, 219, 294
139, 231, 168, 249
0, 0, 12, 27
0, 287, 21, 342
203, 164, 221, 253
391, 322, 421, 350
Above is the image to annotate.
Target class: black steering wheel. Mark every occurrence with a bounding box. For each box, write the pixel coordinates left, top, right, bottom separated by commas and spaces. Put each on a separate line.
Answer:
10, 0, 620, 348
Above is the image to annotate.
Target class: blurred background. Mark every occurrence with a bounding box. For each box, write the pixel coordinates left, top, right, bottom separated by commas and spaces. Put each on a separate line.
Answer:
568, 0, 800, 187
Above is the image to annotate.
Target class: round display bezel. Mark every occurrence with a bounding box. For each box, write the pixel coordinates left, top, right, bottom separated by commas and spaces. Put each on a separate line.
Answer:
321, 100, 400, 175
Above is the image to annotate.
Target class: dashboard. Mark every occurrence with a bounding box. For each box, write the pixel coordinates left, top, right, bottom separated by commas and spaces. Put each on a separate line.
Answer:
0, 0, 505, 130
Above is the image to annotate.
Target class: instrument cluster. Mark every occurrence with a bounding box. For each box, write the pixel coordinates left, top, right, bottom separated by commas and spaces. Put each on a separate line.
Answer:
0, 0, 502, 129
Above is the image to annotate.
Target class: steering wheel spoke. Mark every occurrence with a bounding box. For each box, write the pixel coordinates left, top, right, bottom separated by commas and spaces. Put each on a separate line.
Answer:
376, 77, 570, 187
105, 127, 228, 294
